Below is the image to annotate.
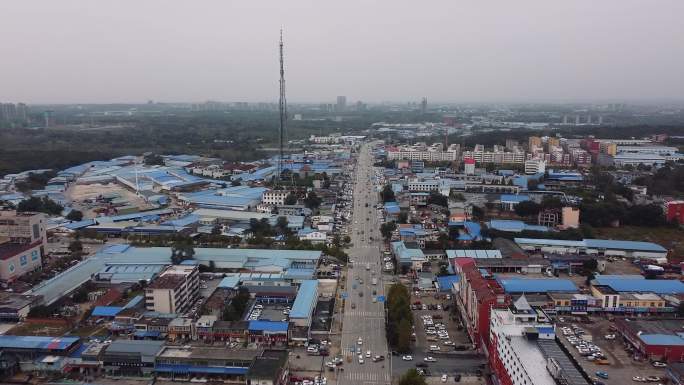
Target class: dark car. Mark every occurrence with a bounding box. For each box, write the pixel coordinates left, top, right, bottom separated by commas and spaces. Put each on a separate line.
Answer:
416, 363, 428, 368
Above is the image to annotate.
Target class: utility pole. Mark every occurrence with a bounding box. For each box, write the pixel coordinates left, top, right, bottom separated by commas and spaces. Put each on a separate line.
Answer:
277, 29, 287, 187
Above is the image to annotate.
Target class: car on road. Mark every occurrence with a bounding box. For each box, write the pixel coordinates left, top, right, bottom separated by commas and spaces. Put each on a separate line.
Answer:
358, 355, 364, 364
604, 334, 616, 340
441, 374, 448, 383
366, 350, 371, 358
652, 361, 667, 368
645, 377, 661, 383
424, 357, 437, 362
402, 355, 413, 361
357, 338, 363, 345
416, 362, 428, 368
632, 377, 645, 382
595, 371, 609, 379
429, 345, 441, 351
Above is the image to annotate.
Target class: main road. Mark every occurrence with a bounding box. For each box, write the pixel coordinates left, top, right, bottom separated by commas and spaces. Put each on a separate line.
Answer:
338, 142, 391, 385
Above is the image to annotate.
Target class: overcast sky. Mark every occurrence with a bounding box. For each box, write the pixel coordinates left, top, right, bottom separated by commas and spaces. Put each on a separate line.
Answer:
2, 1, 683, 104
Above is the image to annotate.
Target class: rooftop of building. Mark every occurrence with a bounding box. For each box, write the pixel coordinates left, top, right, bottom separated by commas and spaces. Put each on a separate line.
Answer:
496, 277, 578, 293
157, 346, 261, 361
514, 237, 667, 252
0, 335, 80, 351
148, 274, 185, 290
0, 240, 42, 261
592, 275, 684, 294
446, 249, 502, 259
247, 350, 288, 380
290, 280, 318, 319
103, 339, 165, 356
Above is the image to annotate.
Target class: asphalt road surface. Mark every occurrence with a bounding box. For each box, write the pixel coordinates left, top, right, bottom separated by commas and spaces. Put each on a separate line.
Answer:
338, 142, 391, 385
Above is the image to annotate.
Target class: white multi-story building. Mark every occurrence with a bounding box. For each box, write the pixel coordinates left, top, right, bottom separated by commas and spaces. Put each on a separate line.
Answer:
145, 265, 200, 314
488, 297, 586, 385
262, 190, 292, 205
387, 143, 460, 162
462, 147, 526, 164
524, 160, 546, 175
0, 211, 47, 282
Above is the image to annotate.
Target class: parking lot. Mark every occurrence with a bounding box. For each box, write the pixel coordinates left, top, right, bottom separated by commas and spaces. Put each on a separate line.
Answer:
556, 317, 669, 385
388, 290, 483, 378
245, 302, 290, 322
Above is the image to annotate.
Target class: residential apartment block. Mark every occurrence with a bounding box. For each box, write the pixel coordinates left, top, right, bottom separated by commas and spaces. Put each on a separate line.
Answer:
145, 265, 200, 314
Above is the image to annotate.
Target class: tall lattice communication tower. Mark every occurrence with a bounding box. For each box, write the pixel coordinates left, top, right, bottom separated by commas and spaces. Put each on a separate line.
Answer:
277, 29, 287, 185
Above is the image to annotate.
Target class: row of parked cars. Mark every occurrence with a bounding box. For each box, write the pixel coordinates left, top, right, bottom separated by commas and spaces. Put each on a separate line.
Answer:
561, 326, 609, 364
422, 315, 454, 348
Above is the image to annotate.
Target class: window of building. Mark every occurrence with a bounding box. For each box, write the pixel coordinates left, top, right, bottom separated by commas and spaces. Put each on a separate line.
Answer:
20, 255, 27, 266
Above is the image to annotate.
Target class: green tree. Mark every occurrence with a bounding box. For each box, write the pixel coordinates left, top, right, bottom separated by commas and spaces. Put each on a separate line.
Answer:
381, 185, 396, 202
143, 153, 165, 166
397, 318, 412, 353
66, 209, 83, 221
380, 221, 397, 240
515, 201, 542, 217
284, 193, 298, 205
68, 240, 83, 254
427, 191, 448, 207
171, 239, 195, 264
304, 191, 322, 209
471, 205, 485, 221
398, 369, 427, 385
17, 196, 63, 216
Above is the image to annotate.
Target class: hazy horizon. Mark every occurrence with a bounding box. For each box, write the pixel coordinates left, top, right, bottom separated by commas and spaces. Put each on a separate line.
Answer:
2, 0, 684, 104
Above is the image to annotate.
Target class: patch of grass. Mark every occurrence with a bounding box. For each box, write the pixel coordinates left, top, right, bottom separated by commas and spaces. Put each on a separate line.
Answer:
593, 226, 684, 261
6, 322, 70, 336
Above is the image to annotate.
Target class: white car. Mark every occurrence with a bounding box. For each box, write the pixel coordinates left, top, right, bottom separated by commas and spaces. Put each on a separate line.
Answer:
358, 355, 364, 364
604, 334, 616, 340
424, 356, 437, 362
429, 345, 441, 351
357, 338, 363, 345
402, 355, 413, 361
366, 350, 371, 358
442, 374, 448, 383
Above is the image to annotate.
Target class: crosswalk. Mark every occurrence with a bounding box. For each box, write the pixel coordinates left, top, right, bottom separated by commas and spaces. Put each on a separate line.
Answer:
345, 371, 391, 382
345, 310, 384, 317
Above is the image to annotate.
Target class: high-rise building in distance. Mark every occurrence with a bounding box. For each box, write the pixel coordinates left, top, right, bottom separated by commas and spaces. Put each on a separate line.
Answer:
336, 96, 346, 113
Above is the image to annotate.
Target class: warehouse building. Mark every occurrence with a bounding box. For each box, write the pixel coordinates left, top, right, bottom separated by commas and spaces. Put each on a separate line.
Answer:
515, 238, 668, 259
289, 280, 319, 328
102, 340, 165, 377
614, 319, 684, 362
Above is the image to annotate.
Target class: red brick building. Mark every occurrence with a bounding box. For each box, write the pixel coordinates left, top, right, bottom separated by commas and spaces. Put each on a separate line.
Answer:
453, 257, 510, 355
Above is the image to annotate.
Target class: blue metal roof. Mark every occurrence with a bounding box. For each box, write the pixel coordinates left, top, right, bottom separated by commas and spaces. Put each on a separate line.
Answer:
639, 334, 684, 346
515, 238, 667, 253
500, 194, 530, 203
488, 220, 549, 233
436, 275, 460, 292
290, 280, 318, 319
62, 219, 97, 230
123, 295, 144, 309
0, 336, 80, 351
593, 276, 684, 294
584, 239, 667, 252
92, 306, 123, 317
248, 321, 289, 332
218, 275, 241, 289
497, 277, 578, 293
155, 364, 248, 374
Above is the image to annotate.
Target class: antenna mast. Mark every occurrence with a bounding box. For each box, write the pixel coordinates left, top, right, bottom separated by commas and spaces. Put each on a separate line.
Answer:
277, 29, 287, 186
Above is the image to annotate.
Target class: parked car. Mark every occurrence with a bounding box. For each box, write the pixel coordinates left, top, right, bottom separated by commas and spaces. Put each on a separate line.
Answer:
402, 355, 413, 361
595, 371, 609, 379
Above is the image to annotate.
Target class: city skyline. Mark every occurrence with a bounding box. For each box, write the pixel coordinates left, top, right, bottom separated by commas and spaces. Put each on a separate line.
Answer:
2, 0, 684, 104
